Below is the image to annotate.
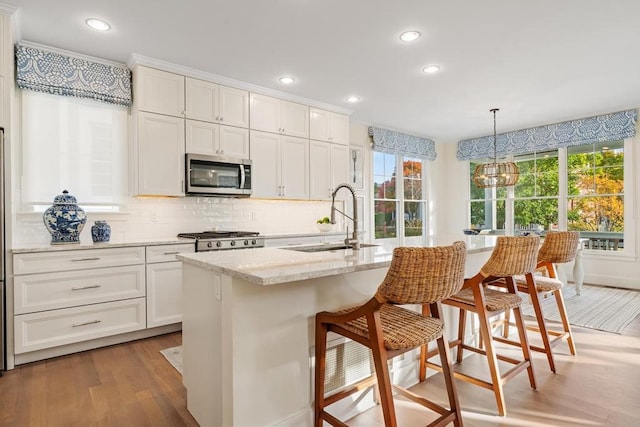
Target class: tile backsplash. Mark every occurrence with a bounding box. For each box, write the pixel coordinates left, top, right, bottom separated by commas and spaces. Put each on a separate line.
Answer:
13, 196, 343, 247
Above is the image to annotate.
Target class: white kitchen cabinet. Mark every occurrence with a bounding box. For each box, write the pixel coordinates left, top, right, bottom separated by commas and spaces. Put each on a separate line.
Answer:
13, 246, 147, 355
309, 140, 349, 200
250, 130, 309, 199
133, 111, 185, 196
186, 78, 249, 128
310, 108, 350, 145
145, 243, 195, 328
134, 66, 185, 117
186, 120, 249, 158
249, 93, 309, 138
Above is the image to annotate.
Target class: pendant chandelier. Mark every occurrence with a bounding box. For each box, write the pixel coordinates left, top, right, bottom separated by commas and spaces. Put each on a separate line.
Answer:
472, 108, 519, 188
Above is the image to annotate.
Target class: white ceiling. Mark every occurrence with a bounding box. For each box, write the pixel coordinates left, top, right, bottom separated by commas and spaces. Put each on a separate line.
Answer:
7, 0, 640, 142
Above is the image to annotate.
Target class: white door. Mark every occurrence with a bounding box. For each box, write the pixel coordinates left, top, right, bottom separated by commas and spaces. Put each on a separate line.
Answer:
330, 143, 350, 190
186, 119, 219, 156
280, 100, 309, 138
309, 107, 331, 141
135, 66, 185, 117
309, 140, 332, 200
219, 126, 249, 159
329, 113, 350, 145
250, 131, 281, 198
146, 261, 183, 328
280, 136, 309, 199
136, 112, 185, 196
219, 85, 249, 128
185, 77, 218, 122
250, 94, 280, 134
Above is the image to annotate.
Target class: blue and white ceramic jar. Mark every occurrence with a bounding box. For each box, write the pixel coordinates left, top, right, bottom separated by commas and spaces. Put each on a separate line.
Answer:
91, 220, 111, 243
43, 190, 87, 244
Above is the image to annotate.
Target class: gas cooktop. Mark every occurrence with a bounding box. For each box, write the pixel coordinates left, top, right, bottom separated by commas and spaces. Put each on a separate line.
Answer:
177, 231, 264, 252
177, 231, 260, 239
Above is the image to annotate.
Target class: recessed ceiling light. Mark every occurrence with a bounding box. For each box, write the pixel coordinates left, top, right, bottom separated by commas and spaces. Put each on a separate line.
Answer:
278, 76, 295, 85
399, 31, 421, 42
422, 65, 441, 74
86, 18, 111, 31
346, 96, 360, 103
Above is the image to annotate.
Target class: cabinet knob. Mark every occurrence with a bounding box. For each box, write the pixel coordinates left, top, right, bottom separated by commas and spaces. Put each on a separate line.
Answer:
219, 116, 224, 122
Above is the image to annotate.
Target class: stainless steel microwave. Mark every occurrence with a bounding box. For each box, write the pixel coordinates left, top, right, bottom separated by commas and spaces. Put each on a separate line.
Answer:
185, 154, 252, 197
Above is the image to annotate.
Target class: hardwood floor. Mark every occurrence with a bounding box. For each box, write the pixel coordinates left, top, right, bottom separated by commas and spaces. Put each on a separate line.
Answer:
349, 314, 640, 426
0, 332, 197, 427
0, 316, 638, 426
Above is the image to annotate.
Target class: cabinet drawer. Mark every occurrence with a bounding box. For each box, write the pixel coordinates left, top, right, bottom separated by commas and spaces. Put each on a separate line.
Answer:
14, 298, 146, 354
146, 243, 195, 263
14, 265, 146, 314
13, 246, 146, 275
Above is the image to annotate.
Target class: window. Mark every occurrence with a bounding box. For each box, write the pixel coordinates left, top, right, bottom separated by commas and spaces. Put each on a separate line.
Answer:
469, 158, 506, 231
373, 152, 427, 244
567, 141, 624, 249
513, 150, 559, 232
21, 90, 128, 211
468, 141, 627, 251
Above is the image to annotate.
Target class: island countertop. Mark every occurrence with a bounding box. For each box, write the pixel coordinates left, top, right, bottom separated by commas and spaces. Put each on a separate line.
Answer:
176, 236, 497, 286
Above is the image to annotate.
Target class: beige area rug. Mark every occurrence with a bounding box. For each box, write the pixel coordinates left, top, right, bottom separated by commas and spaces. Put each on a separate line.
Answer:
160, 346, 183, 374
521, 284, 640, 334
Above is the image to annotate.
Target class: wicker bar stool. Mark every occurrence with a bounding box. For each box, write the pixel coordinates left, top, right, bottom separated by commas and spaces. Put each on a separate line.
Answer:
421, 235, 539, 416
495, 231, 579, 373
315, 242, 467, 427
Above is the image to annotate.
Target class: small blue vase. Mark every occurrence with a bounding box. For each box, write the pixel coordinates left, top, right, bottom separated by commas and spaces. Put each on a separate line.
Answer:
91, 221, 111, 243
43, 190, 87, 245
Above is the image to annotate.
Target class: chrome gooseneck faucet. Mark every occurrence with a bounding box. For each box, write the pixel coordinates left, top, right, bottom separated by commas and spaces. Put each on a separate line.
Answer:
330, 183, 360, 250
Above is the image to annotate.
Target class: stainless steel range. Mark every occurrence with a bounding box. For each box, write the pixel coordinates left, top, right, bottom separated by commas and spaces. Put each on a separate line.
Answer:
177, 231, 265, 252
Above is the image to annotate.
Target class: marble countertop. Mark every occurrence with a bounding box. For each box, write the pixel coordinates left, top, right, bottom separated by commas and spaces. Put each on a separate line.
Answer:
177, 236, 496, 286
11, 238, 193, 254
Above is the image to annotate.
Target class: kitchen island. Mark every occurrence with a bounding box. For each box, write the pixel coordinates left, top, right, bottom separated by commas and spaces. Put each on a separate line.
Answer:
177, 239, 495, 427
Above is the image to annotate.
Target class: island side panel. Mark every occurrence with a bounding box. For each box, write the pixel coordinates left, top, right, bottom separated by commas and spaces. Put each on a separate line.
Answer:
182, 263, 228, 427
228, 268, 388, 426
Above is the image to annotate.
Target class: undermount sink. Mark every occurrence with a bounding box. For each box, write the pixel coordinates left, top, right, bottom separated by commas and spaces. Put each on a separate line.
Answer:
284, 243, 379, 253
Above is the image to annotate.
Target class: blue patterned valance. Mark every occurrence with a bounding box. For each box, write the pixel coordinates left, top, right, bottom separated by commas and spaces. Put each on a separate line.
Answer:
368, 126, 436, 160
457, 109, 637, 160
16, 44, 132, 107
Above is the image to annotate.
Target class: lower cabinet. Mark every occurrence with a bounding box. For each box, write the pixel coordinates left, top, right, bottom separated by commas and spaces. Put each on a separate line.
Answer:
14, 298, 146, 354
145, 243, 195, 328
12, 242, 194, 362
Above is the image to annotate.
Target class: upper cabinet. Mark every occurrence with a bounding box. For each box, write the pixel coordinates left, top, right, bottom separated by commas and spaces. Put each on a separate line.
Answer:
250, 94, 309, 138
310, 107, 349, 145
134, 67, 185, 117
185, 78, 249, 128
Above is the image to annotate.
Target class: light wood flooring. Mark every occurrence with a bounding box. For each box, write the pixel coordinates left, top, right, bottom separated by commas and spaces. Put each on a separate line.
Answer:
0, 316, 639, 426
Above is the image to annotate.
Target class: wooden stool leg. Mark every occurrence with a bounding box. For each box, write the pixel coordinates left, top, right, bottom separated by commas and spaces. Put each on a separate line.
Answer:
456, 308, 467, 364
502, 309, 511, 338
314, 319, 328, 427
419, 303, 431, 382
368, 313, 397, 427
432, 303, 463, 427
554, 289, 577, 355
513, 305, 537, 389
528, 287, 556, 373
477, 308, 507, 416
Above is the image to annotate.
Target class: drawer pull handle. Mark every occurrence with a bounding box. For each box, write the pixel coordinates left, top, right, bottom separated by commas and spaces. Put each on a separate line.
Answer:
71, 257, 100, 262
71, 285, 102, 291
71, 320, 101, 328
163, 251, 181, 255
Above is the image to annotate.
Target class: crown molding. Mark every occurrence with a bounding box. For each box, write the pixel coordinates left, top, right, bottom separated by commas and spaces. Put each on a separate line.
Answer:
127, 53, 353, 116
0, 2, 17, 16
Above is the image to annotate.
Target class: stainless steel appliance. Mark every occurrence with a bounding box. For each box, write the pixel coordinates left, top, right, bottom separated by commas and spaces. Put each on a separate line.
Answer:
185, 154, 252, 197
0, 128, 5, 374
177, 231, 264, 252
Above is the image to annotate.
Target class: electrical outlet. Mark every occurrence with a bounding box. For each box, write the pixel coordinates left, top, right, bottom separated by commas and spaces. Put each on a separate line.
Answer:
251, 211, 256, 221
150, 211, 157, 222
